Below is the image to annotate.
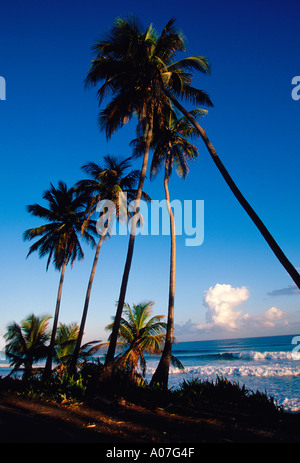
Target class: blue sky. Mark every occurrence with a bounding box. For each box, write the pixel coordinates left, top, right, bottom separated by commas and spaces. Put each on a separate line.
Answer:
1, 0, 300, 348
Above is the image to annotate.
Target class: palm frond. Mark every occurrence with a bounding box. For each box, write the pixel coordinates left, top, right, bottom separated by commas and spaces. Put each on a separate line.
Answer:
105, 301, 166, 376
170, 354, 185, 370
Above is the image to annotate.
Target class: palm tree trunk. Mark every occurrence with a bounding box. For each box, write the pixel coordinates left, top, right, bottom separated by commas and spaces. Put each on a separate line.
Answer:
24, 358, 33, 381
43, 257, 67, 381
104, 109, 154, 371
150, 159, 176, 389
164, 88, 300, 290
69, 232, 106, 376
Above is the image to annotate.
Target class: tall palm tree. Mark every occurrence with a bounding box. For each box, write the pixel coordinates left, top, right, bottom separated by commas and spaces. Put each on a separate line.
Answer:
85, 17, 212, 370
4, 314, 51, 379
146, 110, 201, 388
69, 155, 149, 376
104, 302, 168, 379
24, 181, 97, 380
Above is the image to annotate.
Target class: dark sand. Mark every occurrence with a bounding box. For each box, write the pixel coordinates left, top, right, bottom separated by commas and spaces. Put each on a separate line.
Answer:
1, 391, 300, 444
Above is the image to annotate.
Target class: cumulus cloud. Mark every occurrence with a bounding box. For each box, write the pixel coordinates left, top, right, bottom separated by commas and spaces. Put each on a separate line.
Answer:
246, 306, 286, 328
198, 284, 249, 331
196, 283, 287, 334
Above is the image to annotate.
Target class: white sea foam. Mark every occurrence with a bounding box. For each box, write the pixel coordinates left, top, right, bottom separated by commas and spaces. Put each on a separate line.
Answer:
172, 364, 300, 378
238, 350, 300, 361
280, 397, 300, 412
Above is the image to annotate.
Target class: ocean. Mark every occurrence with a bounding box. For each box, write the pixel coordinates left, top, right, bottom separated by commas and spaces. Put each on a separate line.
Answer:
145, 334, 300, 412
1, 334, 300, 412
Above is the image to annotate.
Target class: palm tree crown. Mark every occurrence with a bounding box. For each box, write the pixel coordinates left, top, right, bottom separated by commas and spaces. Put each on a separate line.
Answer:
76, 155, 149, 231
86, 16, 212, 138
4, 314, 51, 379
105, 302, 167, 378
54, 323, 101, 377
150, 109, 203, 180
24, 181, 97, 270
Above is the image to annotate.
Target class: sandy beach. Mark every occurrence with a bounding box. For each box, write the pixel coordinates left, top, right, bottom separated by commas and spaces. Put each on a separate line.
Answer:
1, 391, 300, 444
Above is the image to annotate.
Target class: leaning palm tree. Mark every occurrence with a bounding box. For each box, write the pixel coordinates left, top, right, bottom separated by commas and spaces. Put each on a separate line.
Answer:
24, 181, 97, 380
149, 110, 202, 388
103, 302, 168, 379
4, 314, 51, 380
151, 19, 300, 289
85, 17, 212, 370
68, 155, 149, 376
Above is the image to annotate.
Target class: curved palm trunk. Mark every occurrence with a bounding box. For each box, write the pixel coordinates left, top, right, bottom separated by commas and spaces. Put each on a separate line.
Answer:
104, 111, 154, 372
164, 88, 300, 290
150, 159, 176, 390
69, 232, 106, 376
43, 257, 67, 381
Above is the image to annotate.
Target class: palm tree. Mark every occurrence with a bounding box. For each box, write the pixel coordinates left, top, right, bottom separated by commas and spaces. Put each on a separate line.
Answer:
147, 110, 201, 388
55, 323, 101, 377
103, 302, 168, 379
23, 181, 97, 380
54, 322, 79, 377
85, 17, 212, 370
4, 314, 51, 379
69, 155, 149, 376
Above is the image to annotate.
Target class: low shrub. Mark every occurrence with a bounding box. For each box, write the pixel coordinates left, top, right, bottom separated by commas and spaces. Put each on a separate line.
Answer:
175, 376, 281, 414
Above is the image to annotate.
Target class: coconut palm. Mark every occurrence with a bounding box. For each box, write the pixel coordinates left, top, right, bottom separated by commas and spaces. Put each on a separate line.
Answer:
68, 155, 150, 376
23, 181, 97, 379
4, 314, 51, 380
54, 323, 79, 376
54, 322, 101, 377
85, 17, 212, 369
103, 302, 168, 379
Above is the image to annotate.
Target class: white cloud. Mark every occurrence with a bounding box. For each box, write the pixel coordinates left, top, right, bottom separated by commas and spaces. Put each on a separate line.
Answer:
198, 283, 249, 330
196, 283, 287, 334
247, 306, 286, 328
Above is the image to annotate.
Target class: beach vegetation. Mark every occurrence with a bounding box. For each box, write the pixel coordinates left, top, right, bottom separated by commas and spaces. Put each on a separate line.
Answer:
175, 377, 281, 414
1, 315, 282, 415
0, 369, 282, 417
